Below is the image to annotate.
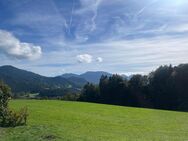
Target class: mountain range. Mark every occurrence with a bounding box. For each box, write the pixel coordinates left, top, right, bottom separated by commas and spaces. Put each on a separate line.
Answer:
0, 65, 119, 93
60, 71, 112, 84
0, 65, 86, 93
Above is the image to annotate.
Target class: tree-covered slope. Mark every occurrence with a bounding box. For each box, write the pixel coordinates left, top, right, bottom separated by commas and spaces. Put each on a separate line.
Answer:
0, 65, 85, 93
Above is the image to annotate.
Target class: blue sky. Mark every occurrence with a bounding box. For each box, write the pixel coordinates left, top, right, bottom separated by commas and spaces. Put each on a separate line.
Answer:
0, 0, 188, 76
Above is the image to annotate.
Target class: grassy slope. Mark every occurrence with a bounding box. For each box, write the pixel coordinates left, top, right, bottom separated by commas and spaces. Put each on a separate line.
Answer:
0, 100, 188, 141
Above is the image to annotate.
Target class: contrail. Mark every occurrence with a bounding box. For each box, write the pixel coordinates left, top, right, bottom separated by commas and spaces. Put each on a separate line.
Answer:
68, 0, 75, 35
135, 0, 158, 17
90, 0, 101, 32
50, 0, 68, 33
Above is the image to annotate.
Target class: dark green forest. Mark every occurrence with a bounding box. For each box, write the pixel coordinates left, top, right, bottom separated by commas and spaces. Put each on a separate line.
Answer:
79, 64, 188, 111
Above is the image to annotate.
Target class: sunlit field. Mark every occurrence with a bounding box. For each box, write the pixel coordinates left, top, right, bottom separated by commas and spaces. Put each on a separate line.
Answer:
0, 100, 188, 141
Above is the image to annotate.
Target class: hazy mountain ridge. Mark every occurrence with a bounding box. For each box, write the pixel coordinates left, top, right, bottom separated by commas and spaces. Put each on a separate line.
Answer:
61, 71, 112, 84
61, 71, 129, 83
0, 65, 86, 93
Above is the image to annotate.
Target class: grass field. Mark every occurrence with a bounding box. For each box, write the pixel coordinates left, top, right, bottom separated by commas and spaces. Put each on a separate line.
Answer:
0, 100, 188, 141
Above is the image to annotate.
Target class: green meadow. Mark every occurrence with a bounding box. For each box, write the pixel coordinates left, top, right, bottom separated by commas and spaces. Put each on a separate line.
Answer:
0, 100, 188, 141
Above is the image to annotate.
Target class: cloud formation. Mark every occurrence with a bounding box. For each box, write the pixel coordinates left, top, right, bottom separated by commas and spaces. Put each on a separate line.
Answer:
0, 29, 42, 60
1, 0, 188, 76
77, 54, 93, 63
96, 57, 103, 63
74, 0, 102, 42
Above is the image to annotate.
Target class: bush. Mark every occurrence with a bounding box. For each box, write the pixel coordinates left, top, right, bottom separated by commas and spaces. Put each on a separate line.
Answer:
60, 93, 80, 101
0, 81, 28, 127
1, 107, 28, 127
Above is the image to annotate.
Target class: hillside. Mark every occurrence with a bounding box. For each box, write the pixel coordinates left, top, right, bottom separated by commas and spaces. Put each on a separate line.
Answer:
0, 100, 187, 141
0, 65, 87, 93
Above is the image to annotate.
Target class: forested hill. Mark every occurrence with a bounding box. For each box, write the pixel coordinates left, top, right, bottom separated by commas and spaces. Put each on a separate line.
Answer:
79, 64, 188, 111
0, 65, 87, 93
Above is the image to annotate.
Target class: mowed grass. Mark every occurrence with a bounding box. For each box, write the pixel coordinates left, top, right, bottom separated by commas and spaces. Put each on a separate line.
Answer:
0, 100, 188, 141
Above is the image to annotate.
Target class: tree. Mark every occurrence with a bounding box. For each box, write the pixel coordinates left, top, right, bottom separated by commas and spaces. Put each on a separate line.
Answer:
0, 81, 12, 126
0, 81, 28, 127
99, 75, 109, 103
148, 65, 178, 110
79, 83, 100, 103
172, 64, 188, 111
107, 75, 126, 105
128, 75, 150, 107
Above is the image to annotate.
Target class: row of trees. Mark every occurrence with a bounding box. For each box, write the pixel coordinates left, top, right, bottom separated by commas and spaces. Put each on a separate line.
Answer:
79, 64, 188, 111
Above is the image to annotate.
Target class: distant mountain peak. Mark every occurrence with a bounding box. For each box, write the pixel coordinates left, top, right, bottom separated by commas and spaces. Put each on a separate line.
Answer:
0, 65, 17, 69
61, 73, 80, 78
61, 71, 112, 84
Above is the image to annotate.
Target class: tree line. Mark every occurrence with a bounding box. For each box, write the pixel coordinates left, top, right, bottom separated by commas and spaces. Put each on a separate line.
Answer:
79, 64, 188, 111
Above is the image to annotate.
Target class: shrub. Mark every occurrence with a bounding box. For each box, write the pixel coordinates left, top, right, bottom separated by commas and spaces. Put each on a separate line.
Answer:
0, 81, 28, 127
2, 107, 28, 127
61, 93, 80, 101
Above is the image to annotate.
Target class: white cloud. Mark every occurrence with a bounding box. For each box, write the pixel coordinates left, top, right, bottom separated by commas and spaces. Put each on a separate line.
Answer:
96, 57, 103, 62
0, 29, 42, 60
77, 54, 93, 63
72, 35, 188, 74
5, 35, 188, 76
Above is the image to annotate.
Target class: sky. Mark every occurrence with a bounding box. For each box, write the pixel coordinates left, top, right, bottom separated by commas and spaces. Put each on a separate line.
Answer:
0, 0, 188, 76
